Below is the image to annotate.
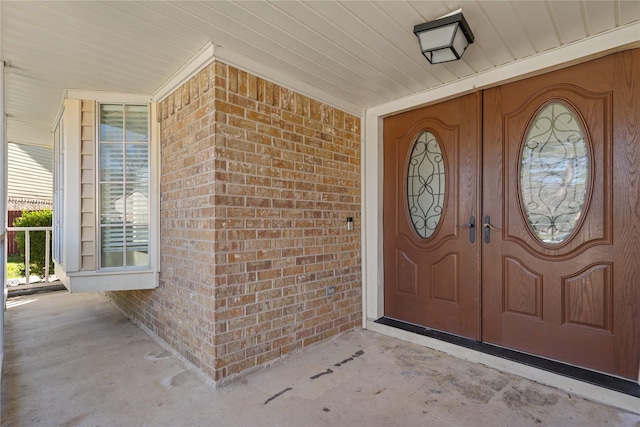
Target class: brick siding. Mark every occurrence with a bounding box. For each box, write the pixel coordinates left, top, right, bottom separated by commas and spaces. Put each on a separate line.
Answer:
109, 60, 362, 383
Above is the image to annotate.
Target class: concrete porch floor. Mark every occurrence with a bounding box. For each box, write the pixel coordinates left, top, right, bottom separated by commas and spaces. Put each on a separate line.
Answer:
2, 291, 639, 426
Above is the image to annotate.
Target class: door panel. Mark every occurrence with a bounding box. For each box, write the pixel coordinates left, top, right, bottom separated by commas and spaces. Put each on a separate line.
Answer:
482, 50, 640, 379
384, 93, 481, 339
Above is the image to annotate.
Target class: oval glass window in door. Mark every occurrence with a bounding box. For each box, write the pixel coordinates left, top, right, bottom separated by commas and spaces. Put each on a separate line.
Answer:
520, 102, 589, 245
407, 131, 445, 239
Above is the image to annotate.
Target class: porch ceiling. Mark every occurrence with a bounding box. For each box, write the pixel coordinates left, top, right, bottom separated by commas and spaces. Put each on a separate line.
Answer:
1, 1, 639, 147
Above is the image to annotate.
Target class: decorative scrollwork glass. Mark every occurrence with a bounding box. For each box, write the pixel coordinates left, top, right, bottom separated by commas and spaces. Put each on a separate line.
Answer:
520, 102, 589, 245
407, 131, 445, 239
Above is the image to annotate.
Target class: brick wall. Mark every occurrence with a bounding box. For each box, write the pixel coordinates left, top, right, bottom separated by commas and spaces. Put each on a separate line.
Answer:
109, 60, 362, 383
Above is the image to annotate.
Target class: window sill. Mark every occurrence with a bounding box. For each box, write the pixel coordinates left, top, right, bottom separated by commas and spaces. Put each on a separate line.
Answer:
55, 264, 158, 293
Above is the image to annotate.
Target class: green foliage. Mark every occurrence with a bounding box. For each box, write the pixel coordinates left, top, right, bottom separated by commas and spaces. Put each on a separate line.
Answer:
6, 254, 23, 279
13, 210, 53, 278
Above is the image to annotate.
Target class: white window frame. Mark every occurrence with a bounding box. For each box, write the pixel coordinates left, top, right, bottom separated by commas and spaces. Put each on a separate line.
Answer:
54, 92, 159, 292
53, 117, 64, 264
96, 102, 151, 271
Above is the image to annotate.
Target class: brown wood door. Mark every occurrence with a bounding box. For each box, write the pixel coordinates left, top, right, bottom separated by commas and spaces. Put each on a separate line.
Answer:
384, 93, 481, 339
482, 50, 640, 380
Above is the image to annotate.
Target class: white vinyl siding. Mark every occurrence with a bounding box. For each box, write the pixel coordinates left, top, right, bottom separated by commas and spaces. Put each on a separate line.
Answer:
80, 100, 96, 270
7, 143, 53, 202
97, 104, 150, 269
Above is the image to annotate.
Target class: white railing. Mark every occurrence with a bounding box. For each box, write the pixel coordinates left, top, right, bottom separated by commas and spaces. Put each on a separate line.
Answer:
5, 226, 53, 286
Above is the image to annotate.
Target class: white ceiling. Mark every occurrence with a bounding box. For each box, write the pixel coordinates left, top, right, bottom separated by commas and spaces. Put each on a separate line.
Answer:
2, 1, 639, 147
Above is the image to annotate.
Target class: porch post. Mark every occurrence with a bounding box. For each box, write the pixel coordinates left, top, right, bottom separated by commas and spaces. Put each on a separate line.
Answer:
1, 59, 7, 371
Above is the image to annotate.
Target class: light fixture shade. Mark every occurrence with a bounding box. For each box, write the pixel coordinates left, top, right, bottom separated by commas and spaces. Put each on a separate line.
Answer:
414, 12, 474, 64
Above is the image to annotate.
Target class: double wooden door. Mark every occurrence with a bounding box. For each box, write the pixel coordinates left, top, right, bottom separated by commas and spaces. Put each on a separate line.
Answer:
383, 49, 640, 380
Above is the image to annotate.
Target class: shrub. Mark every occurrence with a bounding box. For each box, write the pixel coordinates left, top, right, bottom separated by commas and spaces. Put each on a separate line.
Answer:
6, 254, 23, 279
13, 209, 53, 278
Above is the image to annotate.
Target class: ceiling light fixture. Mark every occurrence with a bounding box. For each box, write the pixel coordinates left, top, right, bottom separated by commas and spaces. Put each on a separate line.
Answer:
413, 9, 474, 64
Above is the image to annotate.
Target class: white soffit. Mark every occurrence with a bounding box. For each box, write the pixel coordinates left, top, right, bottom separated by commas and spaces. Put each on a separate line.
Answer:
154, 23, 639, 120
368, 22, 640, 117
6, 117, 52, 147
2, 0, 639, 149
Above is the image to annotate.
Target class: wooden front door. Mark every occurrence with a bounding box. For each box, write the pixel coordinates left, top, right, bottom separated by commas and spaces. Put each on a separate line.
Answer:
383, 48, 640, 380
482, 50, 640, 380
383, 93, 481, 340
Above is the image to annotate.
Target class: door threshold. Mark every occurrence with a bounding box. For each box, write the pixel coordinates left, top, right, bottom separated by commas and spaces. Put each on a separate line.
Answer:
374, 316, 640, 399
